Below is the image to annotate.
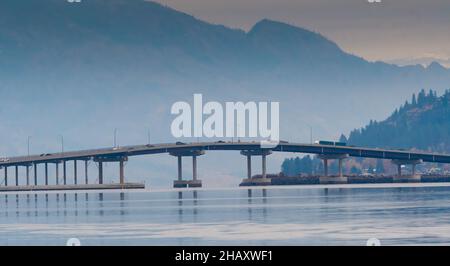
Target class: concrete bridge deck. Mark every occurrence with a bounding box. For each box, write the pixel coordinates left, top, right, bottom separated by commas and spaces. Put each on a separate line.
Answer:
1, 141, 450, 166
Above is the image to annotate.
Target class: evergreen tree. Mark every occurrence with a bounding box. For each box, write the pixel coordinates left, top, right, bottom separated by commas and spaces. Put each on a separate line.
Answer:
339, 134, 348, 143
346, 90, 450, 153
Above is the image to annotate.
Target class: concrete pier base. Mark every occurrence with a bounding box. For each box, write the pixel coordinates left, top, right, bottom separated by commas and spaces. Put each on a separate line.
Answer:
187, 179, 202, 188
319, 176, 348, 184
393, 175, 421, 183
173, 180, 202, 188
239, 178, 272, 186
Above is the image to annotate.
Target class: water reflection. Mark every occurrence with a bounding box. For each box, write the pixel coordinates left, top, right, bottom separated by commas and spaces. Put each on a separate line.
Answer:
63, 193, 67, 217
45, 194, 49, 217
245, 188, 269, 222
98, 193, 104, 217
85, 193, 89, 216
120, 192, 125, 216
176, 191, 201, 222
3, 186, 450, 245
0, 190, 265, 223
4, 195, 8, 218
26, 194, 30, 217
0, 192, 125, 220
193, 191, 198, 219
74, 193, 78, 217
262, 189, 267, 221
247, 189, 252, 220
15, 194, 19, 218
177, 191, 183, 220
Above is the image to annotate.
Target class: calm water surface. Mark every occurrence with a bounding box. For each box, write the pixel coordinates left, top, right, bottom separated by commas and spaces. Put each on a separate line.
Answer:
1, 184, 450, 245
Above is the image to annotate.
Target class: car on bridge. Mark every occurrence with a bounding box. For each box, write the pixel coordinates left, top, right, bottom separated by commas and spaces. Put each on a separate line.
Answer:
314, 140, 346, 146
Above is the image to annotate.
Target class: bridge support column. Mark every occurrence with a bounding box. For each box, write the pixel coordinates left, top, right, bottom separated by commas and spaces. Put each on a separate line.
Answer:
98, 161, 103, 185
15, 166, 18, 186
45, 163, 48, 186
247, 155, 252, 179
262, 154, 267, 179
189, 154, 202, 188
192, 155, 197, 181
26, 165, 30, 186
55, 162, 59, 185
34, 163, 37, 186
63, 161, 67, 185
323, 159, 329, 177
171, 150, 204, 188
318, 154, 349, 184
392, 159, 422, 182
93, 155, 128, 185
119, 158, 125, 185
338, 158, 345, 177
85, 160, 89, 185
177, 156, 182, 181
4, 167, 7, 187
74, 160, 78, 185
239, 150, 272, 186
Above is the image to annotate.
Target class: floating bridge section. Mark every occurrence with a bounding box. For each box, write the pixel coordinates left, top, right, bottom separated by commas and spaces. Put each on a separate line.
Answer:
1, 141, 450, 190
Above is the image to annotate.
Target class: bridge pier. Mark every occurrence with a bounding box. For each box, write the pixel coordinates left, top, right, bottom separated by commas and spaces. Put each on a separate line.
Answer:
177, 156, 182, 182
4, 166, 7, 186
239, 150, 272, 186
45, 163, 48, 186
246, 155, 252, 179
192, 155, 198, 182
34, 163, 38, 186
170, 150, 205, 188
63, 160, 67, 185
54, 161, 60, 185
84, 160, 89, 184
318, 154, 349, 184
74, 160, 78, 185
15, 165, 18, 186
98, 161, 103, 184
94, 155, 128, 185
119, 158, 125, 185
26, 165, 30, 186
392, 159, 422, 182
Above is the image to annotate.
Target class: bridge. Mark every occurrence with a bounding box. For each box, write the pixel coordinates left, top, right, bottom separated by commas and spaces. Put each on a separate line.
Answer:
1, 140, 450, 190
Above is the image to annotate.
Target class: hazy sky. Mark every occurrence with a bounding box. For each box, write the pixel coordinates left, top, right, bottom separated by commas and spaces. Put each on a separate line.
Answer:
154, 0, 450, 63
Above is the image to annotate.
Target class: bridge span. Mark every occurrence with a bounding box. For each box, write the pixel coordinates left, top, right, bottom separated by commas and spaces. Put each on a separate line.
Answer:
1, 141, 450, 189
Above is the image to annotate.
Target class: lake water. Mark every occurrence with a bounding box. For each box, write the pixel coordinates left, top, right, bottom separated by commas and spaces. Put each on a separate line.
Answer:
1, 183, 450, 246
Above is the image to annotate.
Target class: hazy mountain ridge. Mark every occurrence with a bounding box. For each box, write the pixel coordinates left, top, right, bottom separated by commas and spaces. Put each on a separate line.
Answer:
1, 0, 449, 144
1, 0, 447, 83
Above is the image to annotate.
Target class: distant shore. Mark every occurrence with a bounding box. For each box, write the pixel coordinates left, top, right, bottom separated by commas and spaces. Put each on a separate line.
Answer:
240, 174, 450, 186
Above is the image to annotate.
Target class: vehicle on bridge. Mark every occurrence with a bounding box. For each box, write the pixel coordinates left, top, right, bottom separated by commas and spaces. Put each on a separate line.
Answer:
314, 140, 347, 146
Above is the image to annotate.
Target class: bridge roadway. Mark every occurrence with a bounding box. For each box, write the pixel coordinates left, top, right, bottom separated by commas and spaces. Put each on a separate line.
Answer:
1, 141, 450, 166
1, 141, 450, 189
